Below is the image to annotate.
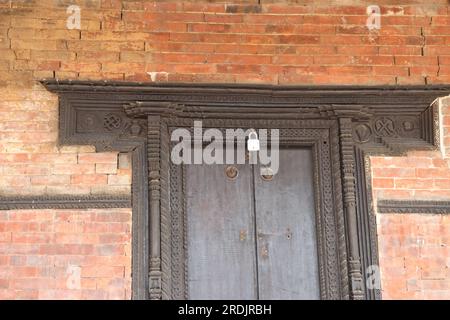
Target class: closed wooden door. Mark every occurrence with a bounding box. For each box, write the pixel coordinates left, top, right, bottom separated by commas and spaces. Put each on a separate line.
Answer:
186, 147, 320, 300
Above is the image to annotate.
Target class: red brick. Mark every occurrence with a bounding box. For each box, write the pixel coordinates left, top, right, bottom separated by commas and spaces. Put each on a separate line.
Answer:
39, 244, 94, 255
205, 13, 244, 23
374, 65, 410, 76
82, 266, 124, 278
71, 174, 107, 185
217, 64, 261, 74
30, 175, 70, 186
432, 16, 450, 25
373, 178, 395, 189
30, 154, 77, 164
273, 55, 313, 65
416, 168, 450, 179
12, 233, 52, 244
51, 164, 95, 175
326, 66, 372, 75
171, 64, 216, 74
396, 56, 438, 66
410, 66, 440, 76
95, 163, 118, 174
375, 189, 414, 199
379, 46, 423, 55
106, 172, 130, 185
414, 190, 450, 199
434, 179, 450, 188
395, 179, 434, 189
13, 278, 53, 291
372, 157, 433, 168
61, 62, 101, 73
78, 153, 118, 164
432, 159, 450, 168
77, 51, 119, 62
425, 46, 450, 55
397, 76, 426, 85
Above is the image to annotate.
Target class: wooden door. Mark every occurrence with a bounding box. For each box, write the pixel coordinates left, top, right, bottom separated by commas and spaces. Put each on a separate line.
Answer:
186, 147, 320, 299
186, 163, 258, 299
254, 148, 319, 299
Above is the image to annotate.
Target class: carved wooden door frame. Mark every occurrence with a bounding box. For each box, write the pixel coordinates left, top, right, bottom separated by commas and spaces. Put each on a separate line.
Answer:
42, 80, 450, 300
169, 123, 343, 300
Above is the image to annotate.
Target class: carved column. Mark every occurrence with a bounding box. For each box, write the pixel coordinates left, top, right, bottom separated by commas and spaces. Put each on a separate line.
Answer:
148, 115, 162, 300
338, 117, 365, 300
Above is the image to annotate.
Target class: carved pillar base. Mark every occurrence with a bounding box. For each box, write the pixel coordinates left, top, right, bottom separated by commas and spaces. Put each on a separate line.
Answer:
149, 257, 162, 300
349, 259, 364, 300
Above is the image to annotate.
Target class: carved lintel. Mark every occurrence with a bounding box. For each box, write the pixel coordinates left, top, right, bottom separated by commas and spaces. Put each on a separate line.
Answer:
125, 101, 180, 118
320, 104, 373, 120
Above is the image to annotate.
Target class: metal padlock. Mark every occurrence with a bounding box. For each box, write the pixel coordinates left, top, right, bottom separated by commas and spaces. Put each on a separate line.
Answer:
247, 131, 260, 151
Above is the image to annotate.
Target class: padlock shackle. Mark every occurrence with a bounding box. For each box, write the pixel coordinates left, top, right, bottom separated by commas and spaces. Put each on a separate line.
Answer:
248, 131, 258, 139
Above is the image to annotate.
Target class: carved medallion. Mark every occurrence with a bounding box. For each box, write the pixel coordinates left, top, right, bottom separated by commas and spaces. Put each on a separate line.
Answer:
103, 113, 122, 131
78, 113, 96, 132
402, 120, 414, 131
394, 116, 420, 138
353, 124, 372, 143
373, 117, 396, 137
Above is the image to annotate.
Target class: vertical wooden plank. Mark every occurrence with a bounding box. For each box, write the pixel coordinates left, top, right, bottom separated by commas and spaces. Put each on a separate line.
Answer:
186, 164, 257, 300
254, 148, 320, 299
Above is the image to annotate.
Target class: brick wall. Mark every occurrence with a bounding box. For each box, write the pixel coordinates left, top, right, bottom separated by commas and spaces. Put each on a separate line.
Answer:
377, 214, 450, 299
371, 96, 450, 299
1, 0, 450, 299
0, 208, 131, 299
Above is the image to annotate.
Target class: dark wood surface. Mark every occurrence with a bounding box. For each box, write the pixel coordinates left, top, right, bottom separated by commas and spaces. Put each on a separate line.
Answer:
186, 163, 257, 300
254, 148, 319, 299
186, 148, 319, 299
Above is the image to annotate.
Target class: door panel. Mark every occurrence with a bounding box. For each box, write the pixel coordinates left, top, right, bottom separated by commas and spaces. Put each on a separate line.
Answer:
186, 164, 257, 300
254, 148, 320, 299
185, 148, 320, 300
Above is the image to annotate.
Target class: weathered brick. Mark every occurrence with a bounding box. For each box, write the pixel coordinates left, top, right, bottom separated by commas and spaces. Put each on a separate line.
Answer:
77, 51, 119, 62
71, 174, 108, 185
77, 153, 118, 164
30, 175, 70, 186
107, 173, 131, 186
95, 163, 117, 174
60, 62, 101, 73
53, 164, 95, 175
1, 0, 450, 301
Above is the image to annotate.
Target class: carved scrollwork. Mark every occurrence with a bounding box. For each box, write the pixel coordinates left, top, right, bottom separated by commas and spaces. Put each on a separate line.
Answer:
378, 200, 450, 214
0, 195, 131, 210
